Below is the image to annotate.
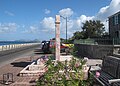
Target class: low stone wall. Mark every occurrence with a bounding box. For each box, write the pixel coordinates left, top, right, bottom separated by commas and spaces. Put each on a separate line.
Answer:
0, 43, 40, 51
0, 44, 40, 56
75, 44, 114, 59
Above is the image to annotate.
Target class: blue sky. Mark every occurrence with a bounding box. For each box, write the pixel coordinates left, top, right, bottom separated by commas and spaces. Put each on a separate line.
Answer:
0, 0, 119, 41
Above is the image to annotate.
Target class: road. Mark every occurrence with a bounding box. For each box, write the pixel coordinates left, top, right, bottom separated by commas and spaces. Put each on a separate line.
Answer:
0, 45, 42, 67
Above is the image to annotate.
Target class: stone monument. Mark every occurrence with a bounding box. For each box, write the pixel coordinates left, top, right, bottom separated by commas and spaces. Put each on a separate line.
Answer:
55, 15, 60, 61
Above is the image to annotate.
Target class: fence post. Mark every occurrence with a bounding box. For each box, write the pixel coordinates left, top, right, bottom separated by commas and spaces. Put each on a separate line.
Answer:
2, 46, 3, 51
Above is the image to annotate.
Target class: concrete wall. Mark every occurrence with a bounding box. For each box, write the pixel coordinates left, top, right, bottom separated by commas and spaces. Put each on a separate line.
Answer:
75, 44, 114, 59
0, 43, 40, 51
0, 44, 40, 56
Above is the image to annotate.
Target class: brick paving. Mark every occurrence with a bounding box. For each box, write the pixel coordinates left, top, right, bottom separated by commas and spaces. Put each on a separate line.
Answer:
0, 55, 41, 86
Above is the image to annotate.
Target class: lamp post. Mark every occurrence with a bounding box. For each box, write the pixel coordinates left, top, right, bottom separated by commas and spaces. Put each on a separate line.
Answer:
60, 15, 68, 43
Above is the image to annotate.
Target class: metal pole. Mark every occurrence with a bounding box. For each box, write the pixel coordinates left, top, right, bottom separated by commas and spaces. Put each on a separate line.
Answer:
66, 17, 67, 43
60, 15, 68, 43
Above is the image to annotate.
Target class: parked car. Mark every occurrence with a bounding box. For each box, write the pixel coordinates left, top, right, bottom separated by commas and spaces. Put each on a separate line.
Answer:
41, 40, 46, 48
42, 41, 50, 53
49, 40, 68, 53
41, 40, 71, 54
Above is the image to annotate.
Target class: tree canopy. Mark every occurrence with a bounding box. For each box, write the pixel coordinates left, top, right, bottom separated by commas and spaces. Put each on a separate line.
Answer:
82, 20, 105, 39
71, 20, 105, 40
72, 31, 84, 40
51, 20, 106, 43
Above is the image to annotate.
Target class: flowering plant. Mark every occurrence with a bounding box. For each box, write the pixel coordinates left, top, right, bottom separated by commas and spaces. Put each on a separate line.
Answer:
96, 71, 100, 78
37, 57, 93, 86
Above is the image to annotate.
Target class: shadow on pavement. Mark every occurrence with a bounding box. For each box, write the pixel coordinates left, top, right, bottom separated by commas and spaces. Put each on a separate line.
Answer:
34, 48, 46, 54
0, 80, 3, 85
34, 52, 45, 54
34, 48, 42, 52
11, 61, 31, 68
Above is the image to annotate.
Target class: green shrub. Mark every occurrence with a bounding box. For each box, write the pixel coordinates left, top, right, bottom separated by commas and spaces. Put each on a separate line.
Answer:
37, 57, 93, 86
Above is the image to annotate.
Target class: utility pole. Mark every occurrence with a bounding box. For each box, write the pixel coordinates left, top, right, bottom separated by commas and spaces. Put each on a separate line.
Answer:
66, 17, 67, 43
60, 15, 68, 43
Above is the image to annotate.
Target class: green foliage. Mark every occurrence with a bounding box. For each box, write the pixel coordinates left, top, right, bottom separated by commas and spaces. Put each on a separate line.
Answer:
71, 20, 105, 40
70, 46, 79, 58
49, 55, 55, 60
82, 20, 105, 39
37, 57, 93, 86
72, 31, 84, 40
50, 47, 55, 54
67, 38, 74, 44
51, 38, 66, 43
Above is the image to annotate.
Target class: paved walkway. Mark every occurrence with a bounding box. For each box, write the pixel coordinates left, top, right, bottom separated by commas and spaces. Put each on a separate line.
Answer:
0, 45, 40, 67
86, 59, 102, 66
0, 52, 103, 86
0, 55, 41, 86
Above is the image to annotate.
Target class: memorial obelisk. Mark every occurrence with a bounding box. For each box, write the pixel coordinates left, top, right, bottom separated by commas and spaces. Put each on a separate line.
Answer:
55, 15, 60, 61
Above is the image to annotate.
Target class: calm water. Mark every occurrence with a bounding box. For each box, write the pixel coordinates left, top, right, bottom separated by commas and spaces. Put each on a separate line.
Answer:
0, 41, 38, 46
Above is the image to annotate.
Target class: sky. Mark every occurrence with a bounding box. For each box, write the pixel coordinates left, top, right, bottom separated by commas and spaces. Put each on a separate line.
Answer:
0, 0, 120, 41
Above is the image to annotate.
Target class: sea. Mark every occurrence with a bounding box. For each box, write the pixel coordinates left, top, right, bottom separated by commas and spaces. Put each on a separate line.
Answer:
0, 41, 39, 46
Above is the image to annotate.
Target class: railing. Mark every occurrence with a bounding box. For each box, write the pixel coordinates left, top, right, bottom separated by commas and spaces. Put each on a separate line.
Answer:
74, 39, 95, 45
74, 38, 120, 45
0, 43, 40, 51
95, 38, 120, 45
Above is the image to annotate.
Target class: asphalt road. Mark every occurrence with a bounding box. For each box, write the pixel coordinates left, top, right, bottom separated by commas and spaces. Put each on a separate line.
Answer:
0, 45, 42, 67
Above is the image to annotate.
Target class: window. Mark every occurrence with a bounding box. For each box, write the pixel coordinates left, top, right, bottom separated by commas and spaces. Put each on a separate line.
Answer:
112, 16, 115, 26
115, 31, 119, 38
118, 14, 120, 24
114, 14, 118, 25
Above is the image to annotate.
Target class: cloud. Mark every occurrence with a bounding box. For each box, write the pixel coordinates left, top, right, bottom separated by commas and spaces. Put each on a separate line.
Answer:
93, 0, 120, 31
0, 23, 18, 33
41, 0, 120, 37
41, 17, 55, 33
5, 11, 15, 16
41, 29, 49, 32
76, 15, 94, 29
60, 19, 74, 35
23, 26, 39, 34
41, 8, 74, 35
70, 0, 120, 33
45, 9, 51, 14
40, 10, 94, 36
40, 16, 74, 35
59, 8, 73, 17
96, 0, 120, 21
60, 15, 94, 36
22, 25, 25, 28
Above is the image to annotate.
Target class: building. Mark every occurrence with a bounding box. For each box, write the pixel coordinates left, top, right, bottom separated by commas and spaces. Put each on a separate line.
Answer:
109, 11, 120, 38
